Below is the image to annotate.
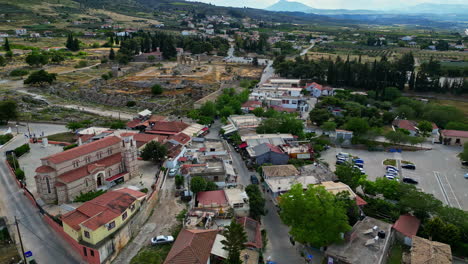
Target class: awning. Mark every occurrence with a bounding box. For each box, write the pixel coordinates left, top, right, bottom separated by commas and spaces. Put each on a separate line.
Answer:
201, 127, 209, 131
106, 172, 126, 182
239, 142, 248, 148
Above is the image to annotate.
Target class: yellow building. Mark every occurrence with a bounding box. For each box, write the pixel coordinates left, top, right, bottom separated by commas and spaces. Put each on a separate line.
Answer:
62, 188, 146, 245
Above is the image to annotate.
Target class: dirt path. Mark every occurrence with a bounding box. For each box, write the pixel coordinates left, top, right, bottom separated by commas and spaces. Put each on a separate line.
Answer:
112, 177, 185, 263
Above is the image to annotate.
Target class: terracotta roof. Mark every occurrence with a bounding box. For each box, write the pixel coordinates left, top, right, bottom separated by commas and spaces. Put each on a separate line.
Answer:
432, 123, 438, 129
168, 133, 191, 145
148, 115, 167, 122
114, 187, 147, 199
120, 132, 136, 137
57, 153, 123, 183
394, 119, 417, 131
355, 195, 367, 206
151, 121, 189, 133
271, 105, 296, 113
242, 101, 262, 108
410, 236, 452, 264
237, 217, 263, 249
134, 133, 167, 145
62, 189, 145, 231
393, 214, 420, 238
164, 229, 218, 264
42, 136, 121, 164
441, 129, 468, 138
35, 165, 55, 173
78, 134, 94, 143
262, 165, 299, 178
126, 119, 142, 128
197, 190, 227, 205
165, 142, 183, 158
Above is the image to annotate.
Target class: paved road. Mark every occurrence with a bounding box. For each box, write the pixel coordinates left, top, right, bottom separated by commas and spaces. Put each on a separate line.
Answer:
0, 124, 82, 264
300, 41, 315, 56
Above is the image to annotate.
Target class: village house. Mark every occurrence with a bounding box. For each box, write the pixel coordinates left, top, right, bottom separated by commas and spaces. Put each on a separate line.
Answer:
440, 129, 468, 145
392, 214, 420, 246
164, 229, 219, 264
15, 28, 27, 35
35, 135, 139, 204
248, 143, 289, 165
326, 217, 393, 264
305, 82, 334, 97
330, 129, 354, 144
224, 188, 249, 217
61, 188, 146, 263
403, 236, 452, 264
241, 101, 262, 113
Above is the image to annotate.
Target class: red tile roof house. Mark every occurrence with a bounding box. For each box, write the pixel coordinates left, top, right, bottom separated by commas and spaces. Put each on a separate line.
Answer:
62, 188, 146, 263
196, 190, 229, 209
147, 121, 189, 136
392, 214, 420, 246
237, 217, 263, 249
241, 101, 262, 113
392, 119, 419, 136
441, 129, 468, 146
305, 82, 334, 97
164, 229, 218, 264
35, 135, 139, 204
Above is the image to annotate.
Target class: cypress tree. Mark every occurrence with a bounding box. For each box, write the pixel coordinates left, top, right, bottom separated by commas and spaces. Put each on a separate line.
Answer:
3, 38, 10, 52
109, 48, 115, 60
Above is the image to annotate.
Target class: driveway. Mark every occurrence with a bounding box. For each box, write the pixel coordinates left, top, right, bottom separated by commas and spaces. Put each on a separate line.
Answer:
321, 144, 468, 210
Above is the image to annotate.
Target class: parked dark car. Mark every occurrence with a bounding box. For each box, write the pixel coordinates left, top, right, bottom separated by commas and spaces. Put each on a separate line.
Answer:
401, 164, 416, 170
250, 175, 259, 184
402, 177, 418, 184
462, 161, 468, 166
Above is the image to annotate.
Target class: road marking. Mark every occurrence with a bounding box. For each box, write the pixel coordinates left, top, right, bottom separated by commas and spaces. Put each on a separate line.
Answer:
433, 171, 462, 209
434, 171, 449, 205
443, 173, 462, 209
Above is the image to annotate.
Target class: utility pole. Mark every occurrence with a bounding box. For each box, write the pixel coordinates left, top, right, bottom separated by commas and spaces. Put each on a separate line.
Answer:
15, 216, 27, 264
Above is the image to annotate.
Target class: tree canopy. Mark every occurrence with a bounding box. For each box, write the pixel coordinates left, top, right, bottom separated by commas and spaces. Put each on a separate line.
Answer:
221, 219, 248, 264
280, 184, 351, 247
140, 141, 167, 164
245, 184, 266, 221
0, 100, 18, 125
24, 70, 57, 85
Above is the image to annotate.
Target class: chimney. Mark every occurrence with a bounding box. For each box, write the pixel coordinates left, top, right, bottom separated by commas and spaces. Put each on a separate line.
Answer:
78, 137, 83, 146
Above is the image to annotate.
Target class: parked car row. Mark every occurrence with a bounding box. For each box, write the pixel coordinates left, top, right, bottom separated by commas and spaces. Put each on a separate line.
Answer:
384, 165, 399, 181
336, 152, 366, 175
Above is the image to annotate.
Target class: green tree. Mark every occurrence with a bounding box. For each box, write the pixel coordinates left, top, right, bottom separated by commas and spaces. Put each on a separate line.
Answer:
382, 87, 401, 101
3, 38, 10, 51
252, 107, 265, 117
458, 143, 468, 162
344, 117, 370, 136
245, 184, 266, 221
205, 181, 218, 191
417, 121, 433, 137
309, 108, 331, 126
385, 130, 408, 145
140, 141, 167, 164
221, 219, 248, 264
320, 121, 337, 133
335, 164, 365, 191
0, 100, 18, 124
423, 217, 461, 246
109, 48, 115, 60
190, 176, 207, 194
24, 70, 57, 85
25, 52, 49, 67
175, 175, 184, 189
0, 55, 5, 67
66, 121, 84, 132
151, 84, 164, 95
280, 184, 351, 247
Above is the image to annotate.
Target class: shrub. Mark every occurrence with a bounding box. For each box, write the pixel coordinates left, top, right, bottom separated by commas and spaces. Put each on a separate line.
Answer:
151, 84, 164, 95
63, 143, 78, 151
10, 69, 29, 77
6, 155, 19, 169
126, 101, 136, 107
24, 70, 57, 85
74, 60, 88, 68
140, 188, 149, 193
15, 168, 25, 181
14, 144, 30, 157
74, 190, 106, 202
0, 133, 13, 144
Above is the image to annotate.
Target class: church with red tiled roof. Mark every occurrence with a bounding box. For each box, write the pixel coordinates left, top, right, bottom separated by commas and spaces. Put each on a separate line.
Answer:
35, 134, 139, 204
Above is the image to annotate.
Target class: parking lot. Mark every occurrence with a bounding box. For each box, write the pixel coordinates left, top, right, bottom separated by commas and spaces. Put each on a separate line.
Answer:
322, 144, 468, 210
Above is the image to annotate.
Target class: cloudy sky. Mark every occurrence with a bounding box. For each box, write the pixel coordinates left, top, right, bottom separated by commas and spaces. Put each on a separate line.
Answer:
189, 0, 467, 10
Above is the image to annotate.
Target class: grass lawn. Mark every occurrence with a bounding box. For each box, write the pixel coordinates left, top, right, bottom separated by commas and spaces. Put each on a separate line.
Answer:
433, 99, 468, 117
388, 244, 404, 264
383, 159, 396, 166
47, 132, 76, 143
401, 160, 414, 165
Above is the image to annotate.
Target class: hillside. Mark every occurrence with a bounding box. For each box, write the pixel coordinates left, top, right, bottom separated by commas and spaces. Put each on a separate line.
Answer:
266, 0, 313, 12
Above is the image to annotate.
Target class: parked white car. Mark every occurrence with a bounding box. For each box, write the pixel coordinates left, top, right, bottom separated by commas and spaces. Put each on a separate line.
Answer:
151, 235, 174, 245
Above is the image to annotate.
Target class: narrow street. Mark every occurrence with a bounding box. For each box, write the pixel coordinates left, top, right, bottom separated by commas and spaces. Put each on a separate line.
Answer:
0, 124, 82, 264
112, 177, 185, 263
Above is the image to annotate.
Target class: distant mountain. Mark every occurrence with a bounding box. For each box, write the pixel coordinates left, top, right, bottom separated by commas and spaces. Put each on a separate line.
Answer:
393, 3, 468, 14
265, 0, 313, 12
